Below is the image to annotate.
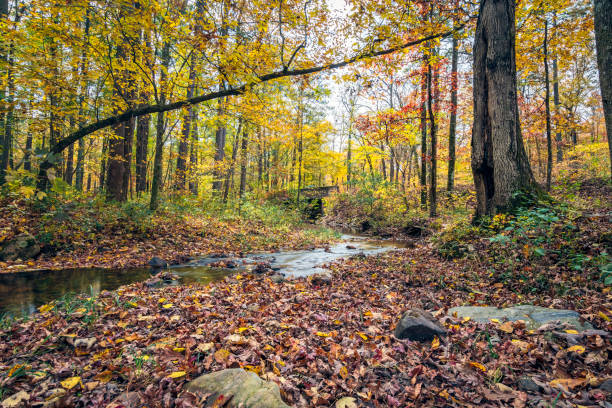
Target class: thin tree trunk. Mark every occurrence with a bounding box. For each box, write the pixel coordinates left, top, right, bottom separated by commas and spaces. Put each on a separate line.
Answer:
150, 41, 171, 210
223, 119, 242, 203
447, 35, 459, 192
544, 19, 553, 191
427, 50, 438, 218
419, 55, 428, 209
212, 95, 227, 194
471, 0, 535, 217
594, 0, 612, 181
239, 124, 248, 199
188, 107, 199, 195
175, 54, 196, 191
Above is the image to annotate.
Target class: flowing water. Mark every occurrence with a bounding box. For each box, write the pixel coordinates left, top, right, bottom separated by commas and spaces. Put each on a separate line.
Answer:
0, 234, 406, 316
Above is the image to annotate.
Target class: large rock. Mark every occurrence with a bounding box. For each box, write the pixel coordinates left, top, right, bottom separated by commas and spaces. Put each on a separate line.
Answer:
394, 309, 446, 341
448, 305, 593, 331
0, 232, 40, 262
184, 369, 290, 408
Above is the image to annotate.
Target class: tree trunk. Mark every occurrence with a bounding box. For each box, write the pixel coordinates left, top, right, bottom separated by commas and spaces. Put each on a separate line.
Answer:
427, 48, 438, 218
594, 0, 612, 181
175, 54, 196, 191
544, 19, 552, 191
75, 10, 91, 191
149, 41, 171, 210
419, 56, 428, 208
471, 0, 535, 218
135, 113, 150, 193
447, 35, 459, 192
189, 108, 199, 195
212, 94, 227, 194
223, 119, 242, 203
552, 15, 562, 163
239, 124, 248, 199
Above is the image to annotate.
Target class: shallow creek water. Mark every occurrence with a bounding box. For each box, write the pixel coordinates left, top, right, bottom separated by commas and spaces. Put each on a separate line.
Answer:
0, 234, 406, 316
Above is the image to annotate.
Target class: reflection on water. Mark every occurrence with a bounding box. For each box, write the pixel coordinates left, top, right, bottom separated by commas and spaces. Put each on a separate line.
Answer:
0, 235, 406, 316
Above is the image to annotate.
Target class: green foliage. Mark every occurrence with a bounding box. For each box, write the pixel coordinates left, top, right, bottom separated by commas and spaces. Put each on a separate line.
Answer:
602, 263, 612, 286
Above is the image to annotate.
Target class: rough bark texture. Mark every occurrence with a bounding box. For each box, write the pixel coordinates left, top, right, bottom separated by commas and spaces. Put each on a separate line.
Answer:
471, 0, 534, 217
594, 0, 612, 181
175, 54, 196, 191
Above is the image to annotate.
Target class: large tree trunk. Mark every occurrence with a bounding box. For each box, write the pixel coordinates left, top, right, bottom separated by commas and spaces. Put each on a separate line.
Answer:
447, 35, 458, 192
471, 0, 535, 218
594, 0, 612, 181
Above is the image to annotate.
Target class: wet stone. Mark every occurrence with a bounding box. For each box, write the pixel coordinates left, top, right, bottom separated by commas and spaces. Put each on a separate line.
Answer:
394, 308, 446, 342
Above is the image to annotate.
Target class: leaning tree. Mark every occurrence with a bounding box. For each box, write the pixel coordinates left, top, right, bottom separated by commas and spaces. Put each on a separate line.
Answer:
471, 0, 535, 218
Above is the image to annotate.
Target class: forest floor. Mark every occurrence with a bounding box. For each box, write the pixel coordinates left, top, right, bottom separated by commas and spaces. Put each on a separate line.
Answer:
0, 197, 337, 273
0, 177, 610, 407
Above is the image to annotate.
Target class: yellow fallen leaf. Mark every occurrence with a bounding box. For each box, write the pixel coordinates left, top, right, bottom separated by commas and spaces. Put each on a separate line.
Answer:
339, 366, 348, 379
567, 345, 586, 354
61, 376, 82, 390
461, 316, 471, 323
469, 361, 487, 373
214, 348, 230, 363
158, 298, 166, 303
549, 378, 586, 389
336, 396, 358, 408
316, 331, 331, 337
496, 383, 514, 393
356, 332, 368, 341
499, 321, 514, 334
94, 370, 113, 383
431, 336, 440, 350
167, 371, 186, 379
162, 303, 173, 309
565, 329, 579, 334
38, 303, 54, 313
236, 327, 250, 333
490, 318, 500, 324
439, 389, 450, 399
598, 311, 610, 322
173, 347, 185, 352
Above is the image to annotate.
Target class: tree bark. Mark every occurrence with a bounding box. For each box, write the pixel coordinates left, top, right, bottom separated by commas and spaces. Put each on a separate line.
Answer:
212, 95, 227, 194
419, 55, 428, 208
447, 35, 458, 192
544, 19, 552, 191
239, 124, 248, 199
175, 54, 196, 191
428, 48, 439, 218
149, 41, 171, 210
594, 0, 612, 181
471, 0, 535, 218
552, 14, 562, 163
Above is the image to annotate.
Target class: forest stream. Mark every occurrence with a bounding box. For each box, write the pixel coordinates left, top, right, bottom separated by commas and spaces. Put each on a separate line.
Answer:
0, 234, 406, 316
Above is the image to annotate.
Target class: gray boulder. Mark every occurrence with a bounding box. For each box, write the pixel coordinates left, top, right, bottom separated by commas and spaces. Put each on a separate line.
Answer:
184, 369, 290, 408
394, 309, 446, 341
447, 305, 593, 331
0, 232, 40, 262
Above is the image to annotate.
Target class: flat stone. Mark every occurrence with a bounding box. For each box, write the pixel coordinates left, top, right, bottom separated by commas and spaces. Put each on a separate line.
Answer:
447, 305, 593, 331
394, 308, 446, 342
184, 368, 290, 408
